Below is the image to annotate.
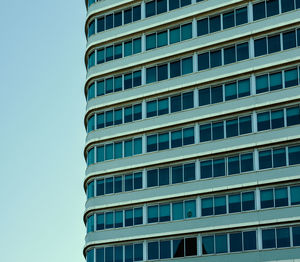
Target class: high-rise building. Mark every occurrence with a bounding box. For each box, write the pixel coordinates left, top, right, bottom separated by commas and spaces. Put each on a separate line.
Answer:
83, 0, 300, 261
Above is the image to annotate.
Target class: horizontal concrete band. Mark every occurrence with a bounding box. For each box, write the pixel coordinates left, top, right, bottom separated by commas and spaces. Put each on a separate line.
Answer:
85, 10, 300, 74
86, 48, 300, 113
85, 0, 244, 45
84, 165, 300, 212
85, 85, 300, 146
85, 205, 300, 245
85, 125, 300, 179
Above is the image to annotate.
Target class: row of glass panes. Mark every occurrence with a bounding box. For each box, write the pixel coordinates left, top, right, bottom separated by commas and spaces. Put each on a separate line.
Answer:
86, 144, 300, 199
85, 225, 300, 262
88, 5, 141, 37
87, 38, 142, 68
86, 107, 300, 166
87, 66, 300, 133
87, 103, 142, 133
86, 185, 300, 232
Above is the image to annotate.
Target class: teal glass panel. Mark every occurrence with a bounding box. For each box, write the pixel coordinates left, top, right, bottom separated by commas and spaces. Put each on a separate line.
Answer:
185, 200, 196, 218
158, 133, 169, 150
125, 209, 133, 226
146, 33, 156, 50
133, 38, 141, 54
124, 41, 132, 57
88, 20, 95, 37
288, 145, 300, 165
229, 194, 241, 213
158, 98, 168, 115
87, 249, 94, 262
157, 31, 168, 47
96, 80, 104, 96
114, 142, 123, 159
284, 68, 298, 87
172, 165, 183, 184
215, 234, 228, 253
96, 49, 104, 64
269, 72, 282, 90
148, 205, 158, 223
87, 181, 94, 199
172, 202, 183, 220
87, 148, 95, 165
87, 115, 95, 133
105, 78, 113, 93
87, 215, 94, 233
124, 140, 133, 157
114, 76, 122, 92
96, 248, 104, 262
291, 186, 300, 205
134, 138, 142, 155
88, 52, 95, 68
87, 83, 95, 100
236, 6, 248, 25
238, 79, 250, 97
184, 163, 195, 181
182, 57, 193, 75
181, 23, 192, 40
170, 27, 180, 44
183, 127, 194, 145
146, 67, 157, 84
159, 204, 170, 222
242, 192, 255, 211
133, 70, 142, 86
202, 236, 214, 254
225, 82, 237, 100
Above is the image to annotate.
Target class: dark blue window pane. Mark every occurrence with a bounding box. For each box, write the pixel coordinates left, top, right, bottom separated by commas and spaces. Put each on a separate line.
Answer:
213, 158, 225, 177
225, 82, 237, 101
125, 174, 133, 191
114, 176, 122, 193
105, 212, 113, 229
105, 14, 113, 30
185, 200, 196, 218
133, 104, 142, 120
105, 177, 113, 194
273, 148, 286, 168
201, 160, 212, 179
124, 41, 132, 57
214, 196, 226, 215
133, 5, 141, 21
125, 209, 133, 226
159, 204, 170, 222
105, 110, 113, 126
182, 57, 193, 75
238, 79, 250, 97
202, 236, 214, 254
170, 60, 181, 78
271, 110, 284, 129
172, 202, 183, 220
134, 243, 143, 261
146, 1, 155, 17
254, 37, 267, 57
291, 186, 300, 205
87, 83, 95, 100
277, 228, 290, 248
243, 231, 257, 250
147, 169, 158, 187
147, 134, 157, 152
242, 192, 255, 211
134, 172, 142, 189
97, 80, 104, 96
223, 11, 234, 29
87, 115, 95, 133
133, 38, 141, 54
96, 248, 104, 262
270, 72, 282, 91
261, 189, 274, 208
160, 241, 171, 259
210, 50, 222, 68
125, 245, 133, 262
158, 98, 168, 115
268, 35, 281, 53
288, 145, 300, 165
148, 206, 158, 223
259, 150, 272, 169
283, 31, 297, 50
115, 246, 123, 262
114, 12, 122, 28
212, 121, 224, 140
253, 2, 266, 20
267, 0, 279, 16
158, 64, 168, 81
146, 33, 156, 50
211, 85, 223, 103
241, 153, 253, 172
293, 226, 300, 246
230, 232, 242, 252
210, 15, 221, 33
198, 52, 209, 71
239, 116, 252, 135
224, 46, 236, 65
228, 156, 240, 175
262, 229, 276, 249
105, 247, 113, 262
134, 207, 143, 225
285, 68, 298, 87
157, 31, 168, 47
158, 133, 169, 150
97, 18, 104, 33
183, 127, 194, 145
146, 67, 157, 84
87, 148, 95, 165
106, 46, 113, 61
88, 52, 95, 68
147, 100, 157, 118
181, 0, 191, 7
159, 168, 169, 186
169, 0, 180, 10
87, 249, 94, 262
114, 142, 122, 159
237, 42, 249, 60
256, 74, 268, 94
113, 109, 122, 126
199, 88, 210, 106
124, 106, 133, 123
88, 21, 95, 37
172, 165, 183, 184
96, 213, 104, 230
257, 112, 270, 131
96, 146, 104, 162
124, 73, 132, 90
287, 106, 300, 126
229, 194, 241, 213
96, 179, 104, 196
87, 215, 94, 233
282, 0, 295, 12
157, 0, 167, 14
197, 18, 209, 36
173, 239, 184, 257
184, 163, 195, 181
114, 76, 122, 92
275, 187, 288, 207
133, 70, 141, 87
202, 198, 213, 216
200, 124, 211, 142
215, 234, 228, 253
171, 130, 182, 148
114, 44, 122, 59
236, 7, 248, 25
181, 23, 192, 41
124, 9, 132, 24
87, 181, 94, 199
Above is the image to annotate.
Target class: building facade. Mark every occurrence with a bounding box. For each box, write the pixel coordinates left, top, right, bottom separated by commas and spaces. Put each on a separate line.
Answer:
83, 0, 300, 261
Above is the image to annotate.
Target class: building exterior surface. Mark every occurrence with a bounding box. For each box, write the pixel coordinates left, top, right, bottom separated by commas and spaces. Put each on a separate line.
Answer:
83, 0, 300, 261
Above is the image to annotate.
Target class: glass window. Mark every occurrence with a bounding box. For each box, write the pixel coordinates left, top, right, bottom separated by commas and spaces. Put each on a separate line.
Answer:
237, 42, 249, 61
210, 50, 222, 68
241, 153, 253, 172
125, 245, 133, 262
181, 0, 191, 7
291, 185, 300, 205
270, 109, 284, 129
200, 160, 213, 179
200, 124, 211, 142
115, 246, 123, 262
171, 130, 182, 148
202, 236, 214, 254
273, 148, 286, 167
202, 197, 213, 216
124, 140, 133, 157
186, 237, 197, 256
133, 70, 141, 87
158, 64, 168, 81
211, 85, 223, 103
133, 5, 141, 21
114, 176, 122, 193
124, 9, 132, 24
114, 76, 122, 92
170, 27, 180, 44
184, 200, 196, 219
284, 68, 298, 87
125, 209, 133, 226
158, 133, 169, 150
230, 232, 242, 252
114, 142, 122, 159
133, 38, 141, 54
133, 104, 142, 120
124, 73, 132, 90
212, 121, 224, 140
287, 106, 300, 126
270, 72, 282, 91
147, 100, 157, 118
183, 127, 194, 145
283, 31, 296, 50
225, 82, 237, 100
134, 172, 142, 190
256, 74, 269, 94
229, 194, 241, 213
146, 1, 155, 17
170, 60, 181, 78
173, 239, 184, 257
134, 138, 142, 155
262, 229, 276, 249
268, 34, 281, 54
213, 158, 225, 177
261, 189, 274, 208
87, 215, 94, 233
159, 204, 170, 222
124, 107, 133, 123
259, 150, 272, 169
224, 46, 236, 65
253, 2, 266, 20
172, 202, 183, 220
148, 205, 158, 223
160, 240, 171, 259
197, 18, 209, 36
243, 231, 257, 250
288, 145, 300, 165
88, 52, 95, 68
282, 0, 295, 12
157, 31, 168, 47
87, 115, 95, 133
223, 11, 234, 29
215, 234, 228, 253
257, 112, 270, 131
147, 169, 158, 187
181, 23, 192, 41
254, 37, 267, 57
171, 95, 181, 113
148, 241, 159, 260
105, 212, 113, 229
134, 243, 143, 261
97, 18, 104, 33
86, 249, 94, 262
105, 177, 113, 194
172, 165, 183, 184
158, 98, 168, 115
182, 57, 193, 75
159, 168, 169, 186
87, 83, 95, 101
146, 67, 157, 84
97, 80, 104, 96
106, 46, 113, 62
239, 116, 252, 134
134, 207, 143, 225
169, 0, 180, 10
96, 179, 104, 196
210, 15, 221, 33
157, 0, 167, 14
199, 88, 210, 106
198, 52, 209, 71
237, 79, 250, 97
146, 33, 156, 50
96, 248, 104, 262
184, 163, 195, 181
242, 192, 255, 211
88, 21, 95, 37
96, 213, 104, 230
275, 187, 288, 207
214, 196, 226, 215
114, 44, 122, 59
105, 78, 113, 94
228, 155, 240, 175
87, 147, 95, 165
236, 6, 248, 25
124, 41, 132, 57
147, 134, 157, 152
96, 146, 104, 162
87, 181, 94, 199
114, 12, 122, 27
267, 0, 279, 17
105, 14, 113, 30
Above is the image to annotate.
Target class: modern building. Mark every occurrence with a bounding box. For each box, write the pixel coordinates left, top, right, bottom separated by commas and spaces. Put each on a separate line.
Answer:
83, 0, 300, 261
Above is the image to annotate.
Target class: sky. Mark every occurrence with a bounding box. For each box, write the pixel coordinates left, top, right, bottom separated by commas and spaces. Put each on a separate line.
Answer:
0, 1, 87, 261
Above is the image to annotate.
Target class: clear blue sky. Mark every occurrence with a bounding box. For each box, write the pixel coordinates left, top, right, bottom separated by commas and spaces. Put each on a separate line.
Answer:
0, 1, 87, 261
